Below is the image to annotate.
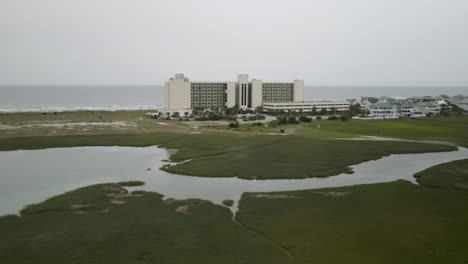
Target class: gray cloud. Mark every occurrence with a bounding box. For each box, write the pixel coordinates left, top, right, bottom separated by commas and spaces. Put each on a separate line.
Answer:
1, 0, 468, 85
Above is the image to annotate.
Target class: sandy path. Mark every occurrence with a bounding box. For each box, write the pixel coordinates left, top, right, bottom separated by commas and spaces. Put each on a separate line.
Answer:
332, 135, 456, 146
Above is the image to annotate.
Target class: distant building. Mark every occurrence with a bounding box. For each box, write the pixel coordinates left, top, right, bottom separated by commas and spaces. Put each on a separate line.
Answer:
454, 99, 468, 111
369, 102, 399, 119
393, 100, 425, 118
364, 97, 444, 119
164, 74, 304, 114
448, 95, 468, 111
359, 97, 379, 110
394, 101, 416, 118
415, 101, 442, 116
262, 101, 350, 113
408, 96, 445, 103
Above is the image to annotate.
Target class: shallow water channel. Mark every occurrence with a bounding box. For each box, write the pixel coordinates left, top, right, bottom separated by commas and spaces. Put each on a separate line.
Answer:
1, 146, 467, 216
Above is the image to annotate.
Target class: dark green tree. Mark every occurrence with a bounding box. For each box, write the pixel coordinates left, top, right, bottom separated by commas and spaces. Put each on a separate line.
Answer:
255, 106, 263, 114
311, 106, 317, 115
349, 103, 362, 116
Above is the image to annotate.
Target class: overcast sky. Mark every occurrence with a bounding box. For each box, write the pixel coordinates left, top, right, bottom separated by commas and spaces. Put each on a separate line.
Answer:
1, 0, 468, 86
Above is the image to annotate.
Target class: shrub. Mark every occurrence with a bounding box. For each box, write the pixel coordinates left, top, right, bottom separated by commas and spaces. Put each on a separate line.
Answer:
316, 116, 322, 120
228, 122, 239, 128
328, 116, 339, 120
277, 116, 288, 124
269, 120, 279, 127
340, 115, 350, 121
222, 116, 237, 121
299, 116, 312, 122
288, 116, 299, 124
223, 199, 234, 206
247, 115, 266, 121
280, 129, 285, 133
117, 181, 145, 187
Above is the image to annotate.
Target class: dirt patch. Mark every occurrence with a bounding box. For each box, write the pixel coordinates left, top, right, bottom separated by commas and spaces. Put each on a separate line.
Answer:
257, 132, 286, 136
253, 194, 301, 199
0, 121, 135, 130
165, 198, 177, 204
68, 204, 92, 210
105, 190, 126, 197
110, 200, 126, 205
104, 186, 122, 192
175, 205, 190, 214
313, 191, 351, 197
284, 125, 303, 135
332, 136, 456, 146
454, 183, 468, 190
106, 191, 143, 199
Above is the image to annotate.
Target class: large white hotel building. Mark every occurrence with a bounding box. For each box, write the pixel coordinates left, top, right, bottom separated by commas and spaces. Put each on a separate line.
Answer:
164, 74, 349, 114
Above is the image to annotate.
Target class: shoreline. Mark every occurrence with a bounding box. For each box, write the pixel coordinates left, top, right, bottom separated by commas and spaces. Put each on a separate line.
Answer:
0, 106, 161, 113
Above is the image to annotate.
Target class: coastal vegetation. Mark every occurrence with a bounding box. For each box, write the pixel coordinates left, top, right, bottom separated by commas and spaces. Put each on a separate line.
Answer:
2, 131, 452, 180
0, 184, 288, 263
1, 111, 466, 179
1, 111, 468, 263
160, 135, 454, 179
414, 159, 468, 191
222, 199, 234, 207
2, 170, 468, 263
297, 116, 468, 147
117, 181, 145, 187
237, 179, 468, 264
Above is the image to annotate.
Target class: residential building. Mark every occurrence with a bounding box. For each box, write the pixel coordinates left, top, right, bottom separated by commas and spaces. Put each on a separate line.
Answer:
359, 97, 379, 110
415, 101, 442, 116
448, 95, 468, 111
454, 99, 468, 111
408, 96, 445, 104
392, 100, 425, 118
368, 102, 399, 119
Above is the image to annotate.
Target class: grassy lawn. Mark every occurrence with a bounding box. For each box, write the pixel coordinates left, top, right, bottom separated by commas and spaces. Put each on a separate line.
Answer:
237, 180, 468, 264
297, 116, 468, 146
0, 110, 193, 138
0, 184, 289, 264
414, 159, 468, 191
0, 110, 154, 124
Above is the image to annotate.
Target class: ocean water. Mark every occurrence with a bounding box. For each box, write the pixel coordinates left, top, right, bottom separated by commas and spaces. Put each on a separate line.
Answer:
0, 85, 164, 112
1, 85, 467, 112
